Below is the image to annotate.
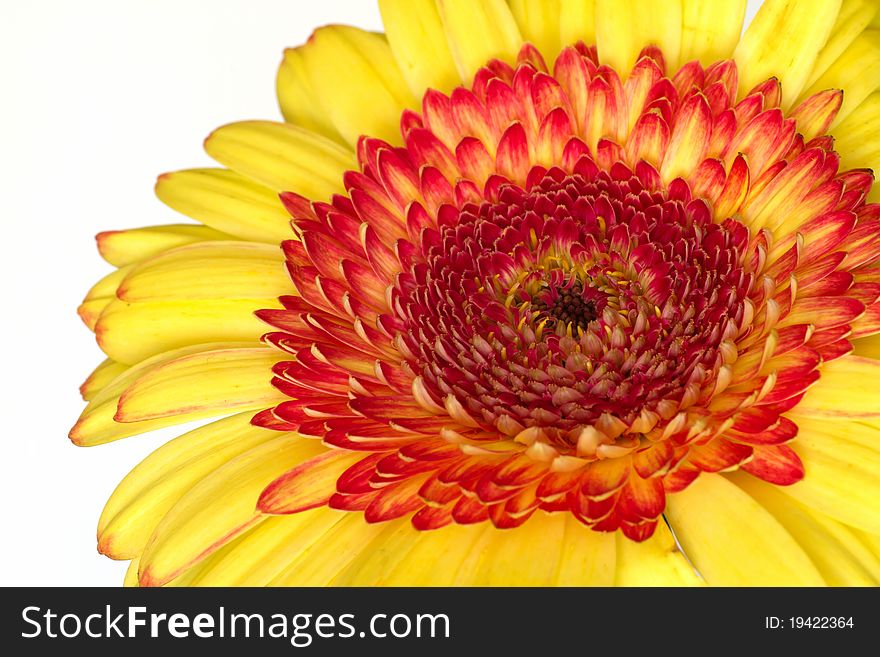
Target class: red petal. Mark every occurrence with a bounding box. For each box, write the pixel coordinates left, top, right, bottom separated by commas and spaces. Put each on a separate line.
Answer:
553, 47, 591, 133
258, 449, 363, 514
406, 128, 458, 180
715, 154, 749, 218
455, 136, 494, 184
377, 148, 420, 213
491, 453, 548, 486
580, 457, 631, 498
475, 472, 523, 503
688, 437, 753, 472
781, 296, 864, 330
535, 470, 581, 499
617, 475, 666, 522
364, 475, 426, 522
537, 107, 575, 164
411, 504, 454, 530
452, 495, 490, 524
661, 93, 711, 180
620, 520, 659, 542
251, 407, 299, 432
727, 416, 798, 445
419, 473, 462, 505
495, 122, 530, 183
741, 444, 804, 485
663, 464, 700, 492
488, 502, 536, 528
790, 89, 842, 141
632, 441, 675, 478
625, 111, 669, 166
329, 490, 378, 511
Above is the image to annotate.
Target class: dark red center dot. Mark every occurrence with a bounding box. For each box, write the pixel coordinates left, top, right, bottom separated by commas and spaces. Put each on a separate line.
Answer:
394, 163, 751, 451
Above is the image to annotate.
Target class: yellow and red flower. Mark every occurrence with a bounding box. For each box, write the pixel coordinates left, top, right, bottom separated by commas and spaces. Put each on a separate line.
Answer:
74, 0, 880, 586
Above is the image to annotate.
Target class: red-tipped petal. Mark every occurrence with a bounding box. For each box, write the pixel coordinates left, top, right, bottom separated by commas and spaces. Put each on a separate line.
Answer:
741, 444, 804, 485
258, 449, 364, 514
790, 89, 842, 141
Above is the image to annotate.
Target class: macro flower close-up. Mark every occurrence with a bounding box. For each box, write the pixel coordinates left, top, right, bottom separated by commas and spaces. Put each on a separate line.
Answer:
69, 0, 880, 587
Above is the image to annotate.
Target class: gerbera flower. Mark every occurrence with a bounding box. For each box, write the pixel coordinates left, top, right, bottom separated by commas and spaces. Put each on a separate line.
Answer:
73, 0, 880, 587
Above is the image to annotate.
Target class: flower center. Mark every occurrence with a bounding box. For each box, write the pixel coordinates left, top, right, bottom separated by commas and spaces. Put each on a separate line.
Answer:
531, 280, 601, 331
394, 163, 751, 456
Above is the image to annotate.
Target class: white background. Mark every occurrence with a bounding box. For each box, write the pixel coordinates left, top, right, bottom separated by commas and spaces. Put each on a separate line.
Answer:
0, 0, 760, 586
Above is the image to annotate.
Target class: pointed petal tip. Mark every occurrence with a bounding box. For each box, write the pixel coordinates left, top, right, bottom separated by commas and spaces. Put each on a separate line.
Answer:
137, 566, 162, 588
95, 229, 120, 242
76, 303, 98, 330
96, 533, 126, 560
68, 422, 86, 446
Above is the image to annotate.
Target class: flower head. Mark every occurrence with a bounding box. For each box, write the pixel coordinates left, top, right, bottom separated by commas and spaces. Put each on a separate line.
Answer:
253, 40, 877, 544
74, 0, 880, 586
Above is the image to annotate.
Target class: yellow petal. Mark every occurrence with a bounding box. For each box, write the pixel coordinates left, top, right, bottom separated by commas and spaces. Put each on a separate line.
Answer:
82, 344, 232, 409
155, 169, 293, 243
807, 0, 880, 87
614, 522, 704, 586
77, 417, 161, 456
680, 0, 747, 66
95, 297, 276, 364
379, 0, 461, 95
70, 342, 263, 446
116, 241, 288, 302
98, 412, 280, 559
276, 47, 346, 142
796, 356, 880, 418
187, 510, 356, 586
381, 523, 493, 585
115, 346, 284, 423
661, 95, 712, 182
800, 29, 880, 127
734, 0, 841, 109
467, 513, 568, 585
161, 558, 217, 587
302, 25, 416, 145
806, 511, 880, 583
594, 0, 636, 73
138, 435, 328, 586
82, 265, 132, 302
96, 224, 229, 268
833, 90, 880, 171
792, 414, 880, 452
559, 0, 596, 48
665, 473, 825, 585
123, 559, 140, 587
330, 519, 434, 586
852, 332, 880, 359
324, 509, 613, 587
780, 416, 880, 533
437, 0, 523, 81
77, 265, 133, 330
509, 0, 564, 64
268, 514, 390, 586
204, 120, 355, 200
79, 358, 127, 401
853, 526, 880, 559
596, 0, 683, 74
78, 299, 112, 332
554, 515, 618, 585
731, 473, 880, 585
